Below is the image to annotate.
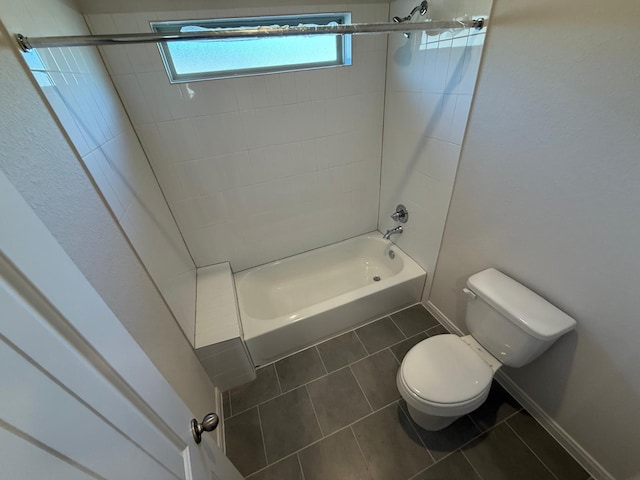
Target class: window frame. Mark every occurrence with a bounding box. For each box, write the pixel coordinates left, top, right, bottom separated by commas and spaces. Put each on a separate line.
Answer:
151, 12, 352, 83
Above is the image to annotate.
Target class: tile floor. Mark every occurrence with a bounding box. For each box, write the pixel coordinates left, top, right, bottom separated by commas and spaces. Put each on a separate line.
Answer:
223, 304, 591, 480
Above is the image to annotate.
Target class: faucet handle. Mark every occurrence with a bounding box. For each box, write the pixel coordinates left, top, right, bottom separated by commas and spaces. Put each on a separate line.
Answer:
390, 204, 409, 223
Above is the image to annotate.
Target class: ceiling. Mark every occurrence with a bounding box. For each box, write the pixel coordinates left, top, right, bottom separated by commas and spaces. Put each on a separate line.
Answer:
74, 0, 389, 14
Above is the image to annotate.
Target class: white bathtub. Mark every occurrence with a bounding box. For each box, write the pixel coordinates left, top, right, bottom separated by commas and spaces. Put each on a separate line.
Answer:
235, 232, 426, 365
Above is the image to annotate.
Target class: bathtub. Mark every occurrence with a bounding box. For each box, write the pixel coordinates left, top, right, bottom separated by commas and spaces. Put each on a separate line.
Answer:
235, 232, 426, 366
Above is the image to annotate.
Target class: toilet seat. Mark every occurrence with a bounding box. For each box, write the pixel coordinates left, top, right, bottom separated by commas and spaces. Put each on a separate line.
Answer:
399, 334, 494, 416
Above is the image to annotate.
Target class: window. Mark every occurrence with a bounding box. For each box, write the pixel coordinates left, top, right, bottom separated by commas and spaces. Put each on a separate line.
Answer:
152, 13, 352, 83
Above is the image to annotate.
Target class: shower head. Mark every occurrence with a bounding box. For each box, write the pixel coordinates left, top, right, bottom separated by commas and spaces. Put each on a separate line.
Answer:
411, 0, 429, 18
393, 1, 428, 38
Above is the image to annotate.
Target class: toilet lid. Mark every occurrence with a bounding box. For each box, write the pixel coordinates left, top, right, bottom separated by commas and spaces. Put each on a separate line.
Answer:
401, 334, 493, 405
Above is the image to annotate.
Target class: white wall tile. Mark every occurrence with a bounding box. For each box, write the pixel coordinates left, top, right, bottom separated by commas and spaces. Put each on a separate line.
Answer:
451, 94, 473, 145
84, 4, 387, 272
380, 0, 491, 299
7, 0, 198, 343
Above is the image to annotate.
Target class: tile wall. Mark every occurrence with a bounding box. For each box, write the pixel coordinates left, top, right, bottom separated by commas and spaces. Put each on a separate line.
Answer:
0, 0, 197, 342
86, 3, 389, 271
379, 0, 491, 296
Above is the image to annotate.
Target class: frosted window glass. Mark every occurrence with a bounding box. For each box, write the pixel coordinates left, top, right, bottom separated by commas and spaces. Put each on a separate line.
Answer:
153, 13, 351, 82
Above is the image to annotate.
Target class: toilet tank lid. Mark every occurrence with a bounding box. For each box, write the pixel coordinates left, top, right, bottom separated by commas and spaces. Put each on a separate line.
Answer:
467, 268, 576, 340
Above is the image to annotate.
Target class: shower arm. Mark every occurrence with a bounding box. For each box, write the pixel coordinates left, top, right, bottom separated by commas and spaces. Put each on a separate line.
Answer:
393, 0, 429, 23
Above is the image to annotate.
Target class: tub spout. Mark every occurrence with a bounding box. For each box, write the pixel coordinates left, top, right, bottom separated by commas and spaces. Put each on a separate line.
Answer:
383, 226, 403, 240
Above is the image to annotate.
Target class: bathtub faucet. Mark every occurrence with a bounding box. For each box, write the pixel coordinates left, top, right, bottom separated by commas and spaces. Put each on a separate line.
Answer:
383, 226, 403, 240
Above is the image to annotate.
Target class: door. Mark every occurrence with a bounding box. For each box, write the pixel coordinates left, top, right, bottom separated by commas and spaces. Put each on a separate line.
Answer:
0, 171, 242, 479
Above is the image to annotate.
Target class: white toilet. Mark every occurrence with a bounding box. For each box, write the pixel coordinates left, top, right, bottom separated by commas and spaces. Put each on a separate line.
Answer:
397, 268, 576, 431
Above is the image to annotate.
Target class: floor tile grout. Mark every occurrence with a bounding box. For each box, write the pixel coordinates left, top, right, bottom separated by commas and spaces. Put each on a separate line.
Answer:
388, 314, 409, 339
227, 306, 585, 479
461, 448, 487, 480
296, 453, 306, 480
225, 327, 435, 420
273, 363, 284, 396
253, 398, 409, 473
504, 419, 562, 480
255, 403, 269, 468
304, 383, 325, 438
349, 364, 375, 413
352, 328, 369, 355
314, 344, 329, 375
349, 424, 372, 476
398, 400, 437, 465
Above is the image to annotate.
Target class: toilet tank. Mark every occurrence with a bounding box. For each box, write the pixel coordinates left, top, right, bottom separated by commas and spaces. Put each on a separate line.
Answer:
464, 268, 576, 368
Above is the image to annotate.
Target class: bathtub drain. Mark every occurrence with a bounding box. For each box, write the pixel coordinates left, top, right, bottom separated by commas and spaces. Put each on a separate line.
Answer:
373, 276, 381, 282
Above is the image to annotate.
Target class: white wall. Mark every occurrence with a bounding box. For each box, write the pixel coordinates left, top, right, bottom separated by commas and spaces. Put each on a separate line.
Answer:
86, 3, 388, 271
379, 0, 490, 295
0, 22, 215, 416
1, 0, 198, 343
429, 0, 640, 478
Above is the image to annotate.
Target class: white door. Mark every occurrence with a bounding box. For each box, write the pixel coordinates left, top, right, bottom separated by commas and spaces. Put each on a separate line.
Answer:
0, 171, 243, 480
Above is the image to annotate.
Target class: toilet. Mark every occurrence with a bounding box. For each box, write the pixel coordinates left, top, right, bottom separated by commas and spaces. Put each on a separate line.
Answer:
397, 268, 576, 431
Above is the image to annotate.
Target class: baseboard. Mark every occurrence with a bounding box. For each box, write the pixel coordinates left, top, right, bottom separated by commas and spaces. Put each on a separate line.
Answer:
424, 300, 614, 480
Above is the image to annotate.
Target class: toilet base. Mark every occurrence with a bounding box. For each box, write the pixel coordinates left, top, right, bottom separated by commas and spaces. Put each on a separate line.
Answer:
406, 404, 460, 431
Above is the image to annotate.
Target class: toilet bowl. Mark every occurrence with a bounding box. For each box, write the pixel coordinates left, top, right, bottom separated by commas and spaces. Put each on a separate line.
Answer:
396, 334, 498, 430
397, 268, 576, 431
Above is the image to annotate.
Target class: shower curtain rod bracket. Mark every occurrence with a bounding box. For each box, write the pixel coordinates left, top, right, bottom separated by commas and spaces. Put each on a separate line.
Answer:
16, 34, 31, 53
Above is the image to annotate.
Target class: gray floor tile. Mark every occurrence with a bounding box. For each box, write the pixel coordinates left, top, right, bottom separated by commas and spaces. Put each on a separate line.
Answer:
224, 407, 267, 477
470, 381, 522, 431
356, 317, 406, 354
259, 386, 322, 463
463, 423, 555, 480
391, 305, 440, 337
317, 331, 367, 372
352, 402, 433, 480
390, 332, 427, 363
275, 347, 326, 392
299, 428, 372, 480
507, 411, 590, 480
400, 401, 481, 461
229, 365, 280, 414
247, 454, 303, 480
411, 451, 482, 480
350, 349, 400, 410
425, 325, 449, 336
307, 367, 372, 435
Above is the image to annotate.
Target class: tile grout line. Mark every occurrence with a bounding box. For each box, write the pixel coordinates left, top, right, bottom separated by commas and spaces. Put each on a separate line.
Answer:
245, 452, 298, 479
255, 403, 270, 471
349, 424, 372, 475
348, 363, 375, 413
226, 322, 481, 421
226, 308, 454, 474
250, 398, 410, 471
273, 363, 284, 396
460, 449, 487, 480
504, 420, 562, 480
227, 330, 433, 420
352, 328, 370, 355
251, 310, 438, 373
304, 383, 325, 438
397, 401, 437, 465
388, 314, 409, 339
296, 453, 306, 480
314, 345, 329, 375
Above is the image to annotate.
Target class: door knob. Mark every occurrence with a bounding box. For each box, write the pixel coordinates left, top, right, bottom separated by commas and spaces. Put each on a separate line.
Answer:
191, 413, 219, 444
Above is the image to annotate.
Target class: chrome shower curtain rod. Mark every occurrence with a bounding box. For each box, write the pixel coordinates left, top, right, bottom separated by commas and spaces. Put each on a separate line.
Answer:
16, 18, 485, 52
